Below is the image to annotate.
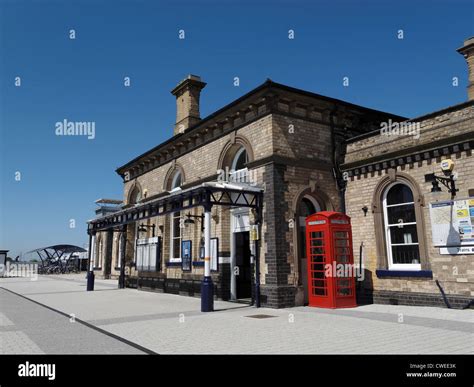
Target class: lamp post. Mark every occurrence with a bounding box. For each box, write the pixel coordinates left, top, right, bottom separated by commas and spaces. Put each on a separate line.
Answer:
424, 173, 458, 198
184, 213, 204, 232
138, 223, 156, 237
425, 158, 458, 199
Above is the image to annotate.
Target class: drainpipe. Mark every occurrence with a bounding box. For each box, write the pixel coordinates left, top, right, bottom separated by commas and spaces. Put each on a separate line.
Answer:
435, 280, 452, 309
358, 242, 364, 290
329, 107, 346, 213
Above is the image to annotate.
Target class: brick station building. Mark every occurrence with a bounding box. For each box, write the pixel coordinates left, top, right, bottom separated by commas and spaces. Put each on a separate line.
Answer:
342, 38, 474, 308
89, 37, 474, 309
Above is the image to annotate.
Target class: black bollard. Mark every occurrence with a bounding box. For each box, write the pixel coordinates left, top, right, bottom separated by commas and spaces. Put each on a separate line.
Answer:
86, 270, 95, 291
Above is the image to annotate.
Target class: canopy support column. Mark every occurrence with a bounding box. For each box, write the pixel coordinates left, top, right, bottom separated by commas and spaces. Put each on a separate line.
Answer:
87, 232, 95, 291
118, 226, 127, 289
201, 202, 214, 312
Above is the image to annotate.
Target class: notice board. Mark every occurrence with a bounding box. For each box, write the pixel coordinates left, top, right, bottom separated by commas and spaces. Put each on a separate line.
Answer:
429, 198, 474, 246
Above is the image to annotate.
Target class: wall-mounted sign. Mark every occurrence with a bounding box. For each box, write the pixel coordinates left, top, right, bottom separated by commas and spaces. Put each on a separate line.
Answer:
429, 198, 474, 247
181, 240, 192, 272
308, 220, 326, 225
440, 246, 474, 255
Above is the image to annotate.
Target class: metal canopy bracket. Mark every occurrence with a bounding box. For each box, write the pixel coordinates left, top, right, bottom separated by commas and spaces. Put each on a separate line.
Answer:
88, 185, 263, 233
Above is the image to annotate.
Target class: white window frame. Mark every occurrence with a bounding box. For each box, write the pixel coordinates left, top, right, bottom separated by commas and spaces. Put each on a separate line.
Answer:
169, 171, 183, 262
230, 147, 249, 183
382, 182, 421, 271
170, 211, 182, 262
170, 171, 182, 193
95, 238, 102, 268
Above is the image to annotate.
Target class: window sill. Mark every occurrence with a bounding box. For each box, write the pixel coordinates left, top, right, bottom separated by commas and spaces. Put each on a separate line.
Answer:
93, 267, 102, 271
165, 261, 182, 267
376, 270, 433, 278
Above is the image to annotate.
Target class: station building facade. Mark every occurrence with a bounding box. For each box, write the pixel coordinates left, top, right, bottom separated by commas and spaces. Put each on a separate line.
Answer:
90, 37, 474, 309
342, 37, 474, 308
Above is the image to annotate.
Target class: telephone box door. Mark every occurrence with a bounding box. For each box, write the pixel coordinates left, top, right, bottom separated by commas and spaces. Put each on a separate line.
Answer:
306, 211, 357, 309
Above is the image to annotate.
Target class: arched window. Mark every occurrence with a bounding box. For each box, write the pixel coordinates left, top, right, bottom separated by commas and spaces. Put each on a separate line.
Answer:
170, 171, 182, 261
230, 146, 248, 183
232, 147, 248, 172
129, 186, 142, 205
170, 171, 182, 192
298, 196, 321, 268
382, 183, 421, 270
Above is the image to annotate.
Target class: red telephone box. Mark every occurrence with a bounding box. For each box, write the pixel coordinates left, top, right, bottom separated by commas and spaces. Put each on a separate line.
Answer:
305, 211, 357, 308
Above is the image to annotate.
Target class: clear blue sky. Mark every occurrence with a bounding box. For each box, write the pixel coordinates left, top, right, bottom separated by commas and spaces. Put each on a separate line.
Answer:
1, 0, 473, 258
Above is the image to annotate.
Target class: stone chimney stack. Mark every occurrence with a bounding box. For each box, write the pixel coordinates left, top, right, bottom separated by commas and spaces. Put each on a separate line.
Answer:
457, 37, 474, 101
171, 75, 207, 135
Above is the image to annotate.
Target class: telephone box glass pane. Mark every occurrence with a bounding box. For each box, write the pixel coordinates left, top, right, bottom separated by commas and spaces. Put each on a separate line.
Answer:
313, 287, 326, 296
312, 271, 325, 279
312, 279, 325, 288
336, 247, 350, 254
334, 231, 348, 238
337, 279, 351, 287
337, 287, 352, 296
311, 263, 325, 271
311, 255, 324, 263
335, 239, 349, 247
337, 255, 350, 263
311, 239, 324, 246
311, 247, 324, 254
311, 231, 324, 238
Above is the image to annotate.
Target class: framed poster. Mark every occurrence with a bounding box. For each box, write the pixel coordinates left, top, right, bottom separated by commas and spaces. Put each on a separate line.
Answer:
429, 198, 474, 246
181, 240, 192, 272
210, 237, 219, 272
